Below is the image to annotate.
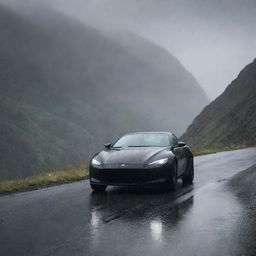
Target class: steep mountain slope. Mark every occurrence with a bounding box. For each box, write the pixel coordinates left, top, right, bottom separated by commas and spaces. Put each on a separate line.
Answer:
0, 4, 208, 180
181, 59, 256, 151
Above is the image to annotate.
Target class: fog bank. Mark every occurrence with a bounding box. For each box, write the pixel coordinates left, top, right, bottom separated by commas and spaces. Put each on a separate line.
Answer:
2, 0, 256, 99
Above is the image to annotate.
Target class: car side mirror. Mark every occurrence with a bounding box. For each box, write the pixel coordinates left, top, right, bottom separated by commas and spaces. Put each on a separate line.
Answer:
178, 141, 186, 147
104, 143, 112, 149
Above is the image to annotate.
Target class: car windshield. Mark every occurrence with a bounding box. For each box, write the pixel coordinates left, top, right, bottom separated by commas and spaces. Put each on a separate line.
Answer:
113, 133, 170, 147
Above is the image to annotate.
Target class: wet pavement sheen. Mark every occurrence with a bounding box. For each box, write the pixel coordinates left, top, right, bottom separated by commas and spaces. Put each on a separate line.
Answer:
1, 147, 256, 256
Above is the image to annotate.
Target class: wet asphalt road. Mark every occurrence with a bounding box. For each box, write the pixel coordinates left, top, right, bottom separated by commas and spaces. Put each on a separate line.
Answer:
1, 148, 256, 256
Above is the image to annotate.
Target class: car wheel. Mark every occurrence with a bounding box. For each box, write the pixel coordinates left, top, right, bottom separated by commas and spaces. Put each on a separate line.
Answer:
90, 184, 107, 192
167, 162, 178, 191
182, 158, 194, 185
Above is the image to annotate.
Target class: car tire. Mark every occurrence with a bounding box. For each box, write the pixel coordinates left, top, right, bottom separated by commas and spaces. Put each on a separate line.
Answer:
90, 184, 107, 192
167, 162, 178, 191
182, 158, 194, 185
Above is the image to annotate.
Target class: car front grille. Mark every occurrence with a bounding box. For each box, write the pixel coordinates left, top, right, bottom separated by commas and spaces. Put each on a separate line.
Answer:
92, 167, 166, 184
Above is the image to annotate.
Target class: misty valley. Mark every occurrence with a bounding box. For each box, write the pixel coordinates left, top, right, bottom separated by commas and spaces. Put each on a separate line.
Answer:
1, 1, 256, 256
0, 1, 255, 183
0, 3, 209, 180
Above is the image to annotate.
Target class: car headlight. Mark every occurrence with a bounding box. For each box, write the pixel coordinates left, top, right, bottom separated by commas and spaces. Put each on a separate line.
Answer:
91, 158, 102, 167
148, 158, 168, 166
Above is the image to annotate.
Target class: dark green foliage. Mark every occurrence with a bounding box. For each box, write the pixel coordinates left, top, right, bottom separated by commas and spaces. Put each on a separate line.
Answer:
181, 59, 256, 151
0, 5, 208, 180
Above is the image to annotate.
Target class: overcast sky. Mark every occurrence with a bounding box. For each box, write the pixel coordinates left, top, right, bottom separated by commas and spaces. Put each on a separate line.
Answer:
3, 0, 256, 99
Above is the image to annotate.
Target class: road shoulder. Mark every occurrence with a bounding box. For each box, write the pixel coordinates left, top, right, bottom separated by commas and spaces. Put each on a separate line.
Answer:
228, 164, 256, 256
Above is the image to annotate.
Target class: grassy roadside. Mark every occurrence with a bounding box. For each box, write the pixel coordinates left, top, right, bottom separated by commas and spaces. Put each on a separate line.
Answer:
0, 163, 89, 195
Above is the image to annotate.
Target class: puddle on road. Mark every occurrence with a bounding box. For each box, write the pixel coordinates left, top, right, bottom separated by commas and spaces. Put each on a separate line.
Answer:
87, 182, 244, 256
163, 183, 243, 256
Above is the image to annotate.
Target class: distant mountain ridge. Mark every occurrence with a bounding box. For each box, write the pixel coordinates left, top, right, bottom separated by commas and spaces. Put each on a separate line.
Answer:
181, 59, 256, 151
0, 4, 208, 180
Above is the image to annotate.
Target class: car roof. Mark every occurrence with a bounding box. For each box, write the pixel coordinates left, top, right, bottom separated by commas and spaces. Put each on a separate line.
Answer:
124, 131, 174, 136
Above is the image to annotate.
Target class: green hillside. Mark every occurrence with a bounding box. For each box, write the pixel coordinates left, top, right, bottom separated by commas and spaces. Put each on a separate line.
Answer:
181, 59, 256, 151
0, 4, 208, 180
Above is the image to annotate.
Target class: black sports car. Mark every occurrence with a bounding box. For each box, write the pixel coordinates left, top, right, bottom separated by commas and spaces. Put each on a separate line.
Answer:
89, 132, 194, 191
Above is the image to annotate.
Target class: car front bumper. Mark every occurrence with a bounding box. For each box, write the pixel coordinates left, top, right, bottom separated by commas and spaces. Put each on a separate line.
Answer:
89, 163, 174, 186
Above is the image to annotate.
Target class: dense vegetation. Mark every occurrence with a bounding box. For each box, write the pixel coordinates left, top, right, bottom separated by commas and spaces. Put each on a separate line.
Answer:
0, 4, 208, 180
181, 59, 256, 151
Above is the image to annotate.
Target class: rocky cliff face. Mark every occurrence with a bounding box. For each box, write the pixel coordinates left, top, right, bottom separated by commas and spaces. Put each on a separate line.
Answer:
181, 59, 256, 151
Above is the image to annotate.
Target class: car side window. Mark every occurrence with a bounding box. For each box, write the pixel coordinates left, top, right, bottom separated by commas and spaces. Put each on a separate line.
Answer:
172, 135, 178, 147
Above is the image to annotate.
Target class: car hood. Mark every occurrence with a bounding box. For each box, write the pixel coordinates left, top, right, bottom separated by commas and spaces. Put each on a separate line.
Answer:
99, 147, 168, 166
